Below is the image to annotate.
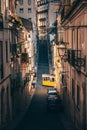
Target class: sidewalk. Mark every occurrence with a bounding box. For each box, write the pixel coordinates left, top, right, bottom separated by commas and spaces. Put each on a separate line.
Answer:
1, 87, 35, 130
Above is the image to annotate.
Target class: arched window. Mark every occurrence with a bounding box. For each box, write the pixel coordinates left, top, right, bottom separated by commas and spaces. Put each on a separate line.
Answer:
19, 0, 23, 5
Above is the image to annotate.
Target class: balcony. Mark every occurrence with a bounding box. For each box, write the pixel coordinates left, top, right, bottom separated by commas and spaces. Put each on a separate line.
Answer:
61, 0, 83, 21
39, 18, 46, 22
11, 43, 22, 56
8, 15, 23, 30
37, 9, 48, 14
21, 53, 29, 63
67, 50, 75, 67
67, 49, 86, 68
39, 25, 46, 29
11, 44, 17, 55
37, 1, 48, 7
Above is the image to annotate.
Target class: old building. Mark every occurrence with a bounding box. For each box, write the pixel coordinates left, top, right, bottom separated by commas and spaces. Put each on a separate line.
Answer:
0, 0, 33, 127
0, 0, 12, 125
37, 0, 48, 40
55, 0, 87, 130
16, 0, 37, 77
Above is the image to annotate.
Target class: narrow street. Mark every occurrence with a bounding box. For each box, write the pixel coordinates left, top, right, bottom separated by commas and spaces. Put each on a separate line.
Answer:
0, 1, 87, 130
13, 40, 76, 130
14, 86, 76, 130
2, 41, 77, 130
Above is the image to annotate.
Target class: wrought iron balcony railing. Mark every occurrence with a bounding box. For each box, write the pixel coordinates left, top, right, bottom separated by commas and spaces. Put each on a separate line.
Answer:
21, 53, 29, 63
67, 49, 86, 68
37, 9, 48, 14
39, 18, 46, 22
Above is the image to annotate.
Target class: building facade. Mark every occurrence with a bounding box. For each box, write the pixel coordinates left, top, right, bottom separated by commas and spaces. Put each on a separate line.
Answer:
36, 0, 59, 72
37, 0, 48, 40
16, 0, 37, 75
55, 0, 87, 130
0, 0, 12, 125
47, 0, 60, 76
0, 0, 33, 127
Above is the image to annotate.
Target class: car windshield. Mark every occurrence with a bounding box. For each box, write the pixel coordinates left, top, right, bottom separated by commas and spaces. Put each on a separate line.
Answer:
48, 92, 57, 96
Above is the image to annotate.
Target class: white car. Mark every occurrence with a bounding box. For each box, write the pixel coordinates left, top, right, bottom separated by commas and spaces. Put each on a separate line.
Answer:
47, 87, 57, 93
47, 89, 59, 100
48, 89, 57, 95
47, 89, 62, 111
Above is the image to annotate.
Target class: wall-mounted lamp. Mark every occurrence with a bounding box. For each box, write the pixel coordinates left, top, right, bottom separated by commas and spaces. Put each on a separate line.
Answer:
57, 41, 68, 60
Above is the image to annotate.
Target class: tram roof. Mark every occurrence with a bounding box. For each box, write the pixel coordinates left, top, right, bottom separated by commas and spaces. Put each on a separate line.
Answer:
42, 74, 55, 78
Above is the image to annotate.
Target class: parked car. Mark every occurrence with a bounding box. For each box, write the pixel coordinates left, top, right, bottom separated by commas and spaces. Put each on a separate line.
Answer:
47, 89, 61, 112
47, 87, 57, 93
47, 98, 58, 111
47, 89, 59, 99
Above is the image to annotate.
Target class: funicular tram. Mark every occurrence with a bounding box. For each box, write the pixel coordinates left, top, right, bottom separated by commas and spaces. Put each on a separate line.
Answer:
42, 74, 55, 87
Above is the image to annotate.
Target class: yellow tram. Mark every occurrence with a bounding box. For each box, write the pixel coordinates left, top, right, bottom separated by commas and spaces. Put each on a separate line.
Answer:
42, 74, 55, 87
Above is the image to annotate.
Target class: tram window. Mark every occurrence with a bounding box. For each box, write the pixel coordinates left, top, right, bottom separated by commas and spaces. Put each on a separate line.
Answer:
47, 77, 50, 80
45, 77, 46, 80
46, 77, 47, 80
50, 78, 54, 82
44, 77, 49, 80
43, 77, 50, 81
44, 77, 46, 80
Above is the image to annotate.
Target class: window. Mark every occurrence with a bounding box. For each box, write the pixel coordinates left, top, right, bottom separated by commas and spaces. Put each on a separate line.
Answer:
61, 74, 66, 86
77, 85, 80, 110
19, 8, 24, 13
0, 14, 3, 29
28, 18, 32, 21
6, 41, 8, 62
12, 44, 17, 55
50, 78, 54, 82
28, 0, 31, 5
19, 0, 23, 5
0, 41, 4, 79
28, 34, 30, 38
28, 8, 31, 13
72, 79, 75, 99
59, 31, 64, 41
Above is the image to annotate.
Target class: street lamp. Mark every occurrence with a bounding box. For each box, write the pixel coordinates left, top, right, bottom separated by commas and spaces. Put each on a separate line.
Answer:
57, 41, 68, 60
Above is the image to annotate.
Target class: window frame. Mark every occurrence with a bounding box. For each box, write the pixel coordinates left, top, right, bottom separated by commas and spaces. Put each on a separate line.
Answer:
28, 0, 31, 5
19, 8, 24, 13
28, 18, 32, 21
28, 8, 31, 13
19, 0, 23, 5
